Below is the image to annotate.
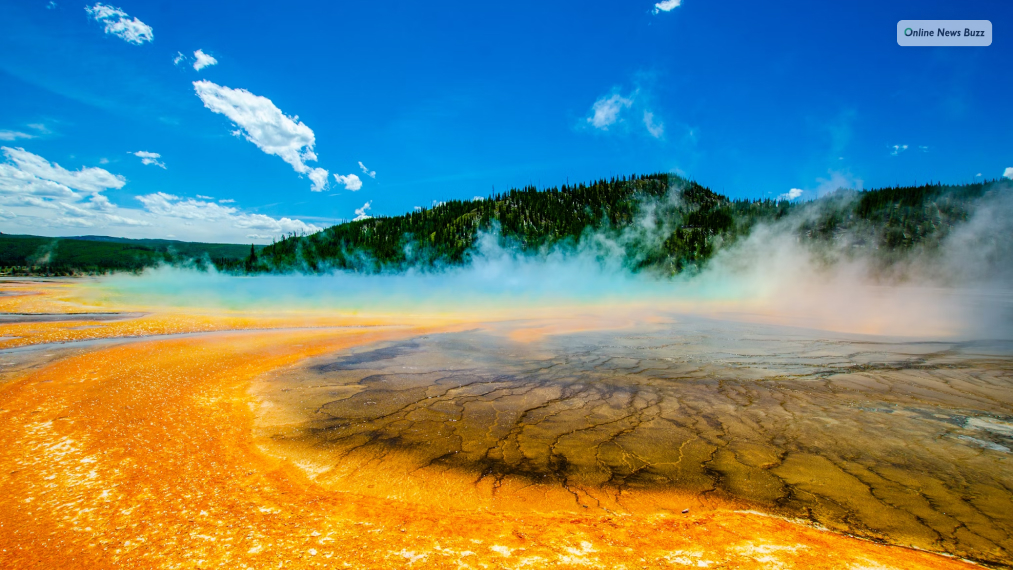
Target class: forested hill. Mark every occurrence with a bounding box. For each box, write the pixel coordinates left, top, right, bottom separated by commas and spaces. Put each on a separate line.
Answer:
0, 234, 259, 276
258, 173, 1008, 274
2, 173, 1005, 276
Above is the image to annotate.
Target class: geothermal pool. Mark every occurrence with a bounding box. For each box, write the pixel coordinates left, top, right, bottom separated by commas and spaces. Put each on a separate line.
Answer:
1, 278, 1011, 569
256, 319, 1013, 564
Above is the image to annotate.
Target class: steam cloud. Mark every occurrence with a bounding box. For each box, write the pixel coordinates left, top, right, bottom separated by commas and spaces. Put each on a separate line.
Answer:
90, 183, 1013, 340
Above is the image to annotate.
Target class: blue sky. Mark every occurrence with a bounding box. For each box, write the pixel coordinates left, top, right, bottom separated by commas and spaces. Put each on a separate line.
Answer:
0, 0, 1010, 243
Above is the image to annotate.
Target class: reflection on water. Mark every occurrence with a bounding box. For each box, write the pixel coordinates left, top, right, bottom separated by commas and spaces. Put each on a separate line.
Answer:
254, 317, 1013, 566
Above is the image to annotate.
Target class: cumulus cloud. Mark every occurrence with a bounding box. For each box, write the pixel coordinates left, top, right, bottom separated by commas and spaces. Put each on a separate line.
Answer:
132, 151, 165, 169
193, 49, 217, 71
358, 161, 376, 178
653, 0, 681, 14
218, 198, 235, 204
0, 147, 318, 241
890, 144, 909, 156
334, 173, 362, 191
1005, 167, 1013, 180
192, 80, 328, 190
587, 93, 633, 130
0, 146, 144, 228
173, 51, 185, 66
308, 168, 329, 192
643, 111, 664, 138
135, 193, 321, 235
2, 146, 125, 194
778, 188, 804, 201
353, 201, 372, 221
85, 3, 153, 45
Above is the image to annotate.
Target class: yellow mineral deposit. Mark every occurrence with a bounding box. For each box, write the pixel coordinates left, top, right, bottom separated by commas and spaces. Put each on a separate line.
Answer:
0, 279, 1007, 569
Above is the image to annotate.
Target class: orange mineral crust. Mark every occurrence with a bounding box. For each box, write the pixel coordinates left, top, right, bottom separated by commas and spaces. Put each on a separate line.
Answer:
0, 279, 458, 349
0, 326, 983, 569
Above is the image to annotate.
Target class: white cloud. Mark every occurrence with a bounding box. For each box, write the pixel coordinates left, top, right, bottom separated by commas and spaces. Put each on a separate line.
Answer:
890, 144, 909, 156
643, 111, 664, 138
135, 193, 320, 235
0, 130, 35, 142
193, 80, 328, 190
85, 3, 153, 45
585, 88, 664, 139
196, 194, 214, 200
1004, 167, 1013, 180
193, 49, 217, 71
0, 147, 144, 228
2, 146, 124, 194
334, 173, 362, 191
0, 148, 322, 242
358, 161, 376, 178
47, 1, 57, 9
976, 173, 983, 177
918, 145, 929, 152
309, 167, 329, 192
132, 150, 165, 169
353, 201, 372, 221
473, 196, 484, 201
218, 198, 235, 203
777, 188, 804, 201
653, 0, 681, 14
586, 93, 633, 130
173, 51, 185, 66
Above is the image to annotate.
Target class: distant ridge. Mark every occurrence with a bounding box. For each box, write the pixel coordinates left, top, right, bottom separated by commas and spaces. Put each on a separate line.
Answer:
68, 235, 244, 246
0, 234, 259, 276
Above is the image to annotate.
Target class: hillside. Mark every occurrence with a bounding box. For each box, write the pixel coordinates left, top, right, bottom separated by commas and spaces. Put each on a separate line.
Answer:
0, 234, 260, 276
257, 173, 1007, 274
2, 173, 1006, 276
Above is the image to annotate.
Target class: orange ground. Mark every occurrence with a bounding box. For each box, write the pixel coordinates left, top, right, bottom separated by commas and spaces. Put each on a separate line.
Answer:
0, 280, 986, 569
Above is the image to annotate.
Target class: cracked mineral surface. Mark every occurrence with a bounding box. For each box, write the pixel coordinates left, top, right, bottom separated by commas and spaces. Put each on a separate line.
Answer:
1, 279, 1009, 569
255, 319, 1013, 567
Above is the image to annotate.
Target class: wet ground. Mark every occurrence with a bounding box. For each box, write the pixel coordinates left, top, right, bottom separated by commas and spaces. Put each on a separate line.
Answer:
255, 317, 1013, 566
1, 278, 1008, 569
0, 312, 146, 323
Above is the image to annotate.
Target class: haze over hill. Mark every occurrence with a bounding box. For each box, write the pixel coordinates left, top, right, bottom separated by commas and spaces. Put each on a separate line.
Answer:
5, 174, 1011, 288
60, 173, 1010, 341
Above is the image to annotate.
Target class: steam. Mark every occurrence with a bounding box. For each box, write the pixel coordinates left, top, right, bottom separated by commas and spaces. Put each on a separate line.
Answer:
86, 184, 1013, 340
28, 240, 58, 266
